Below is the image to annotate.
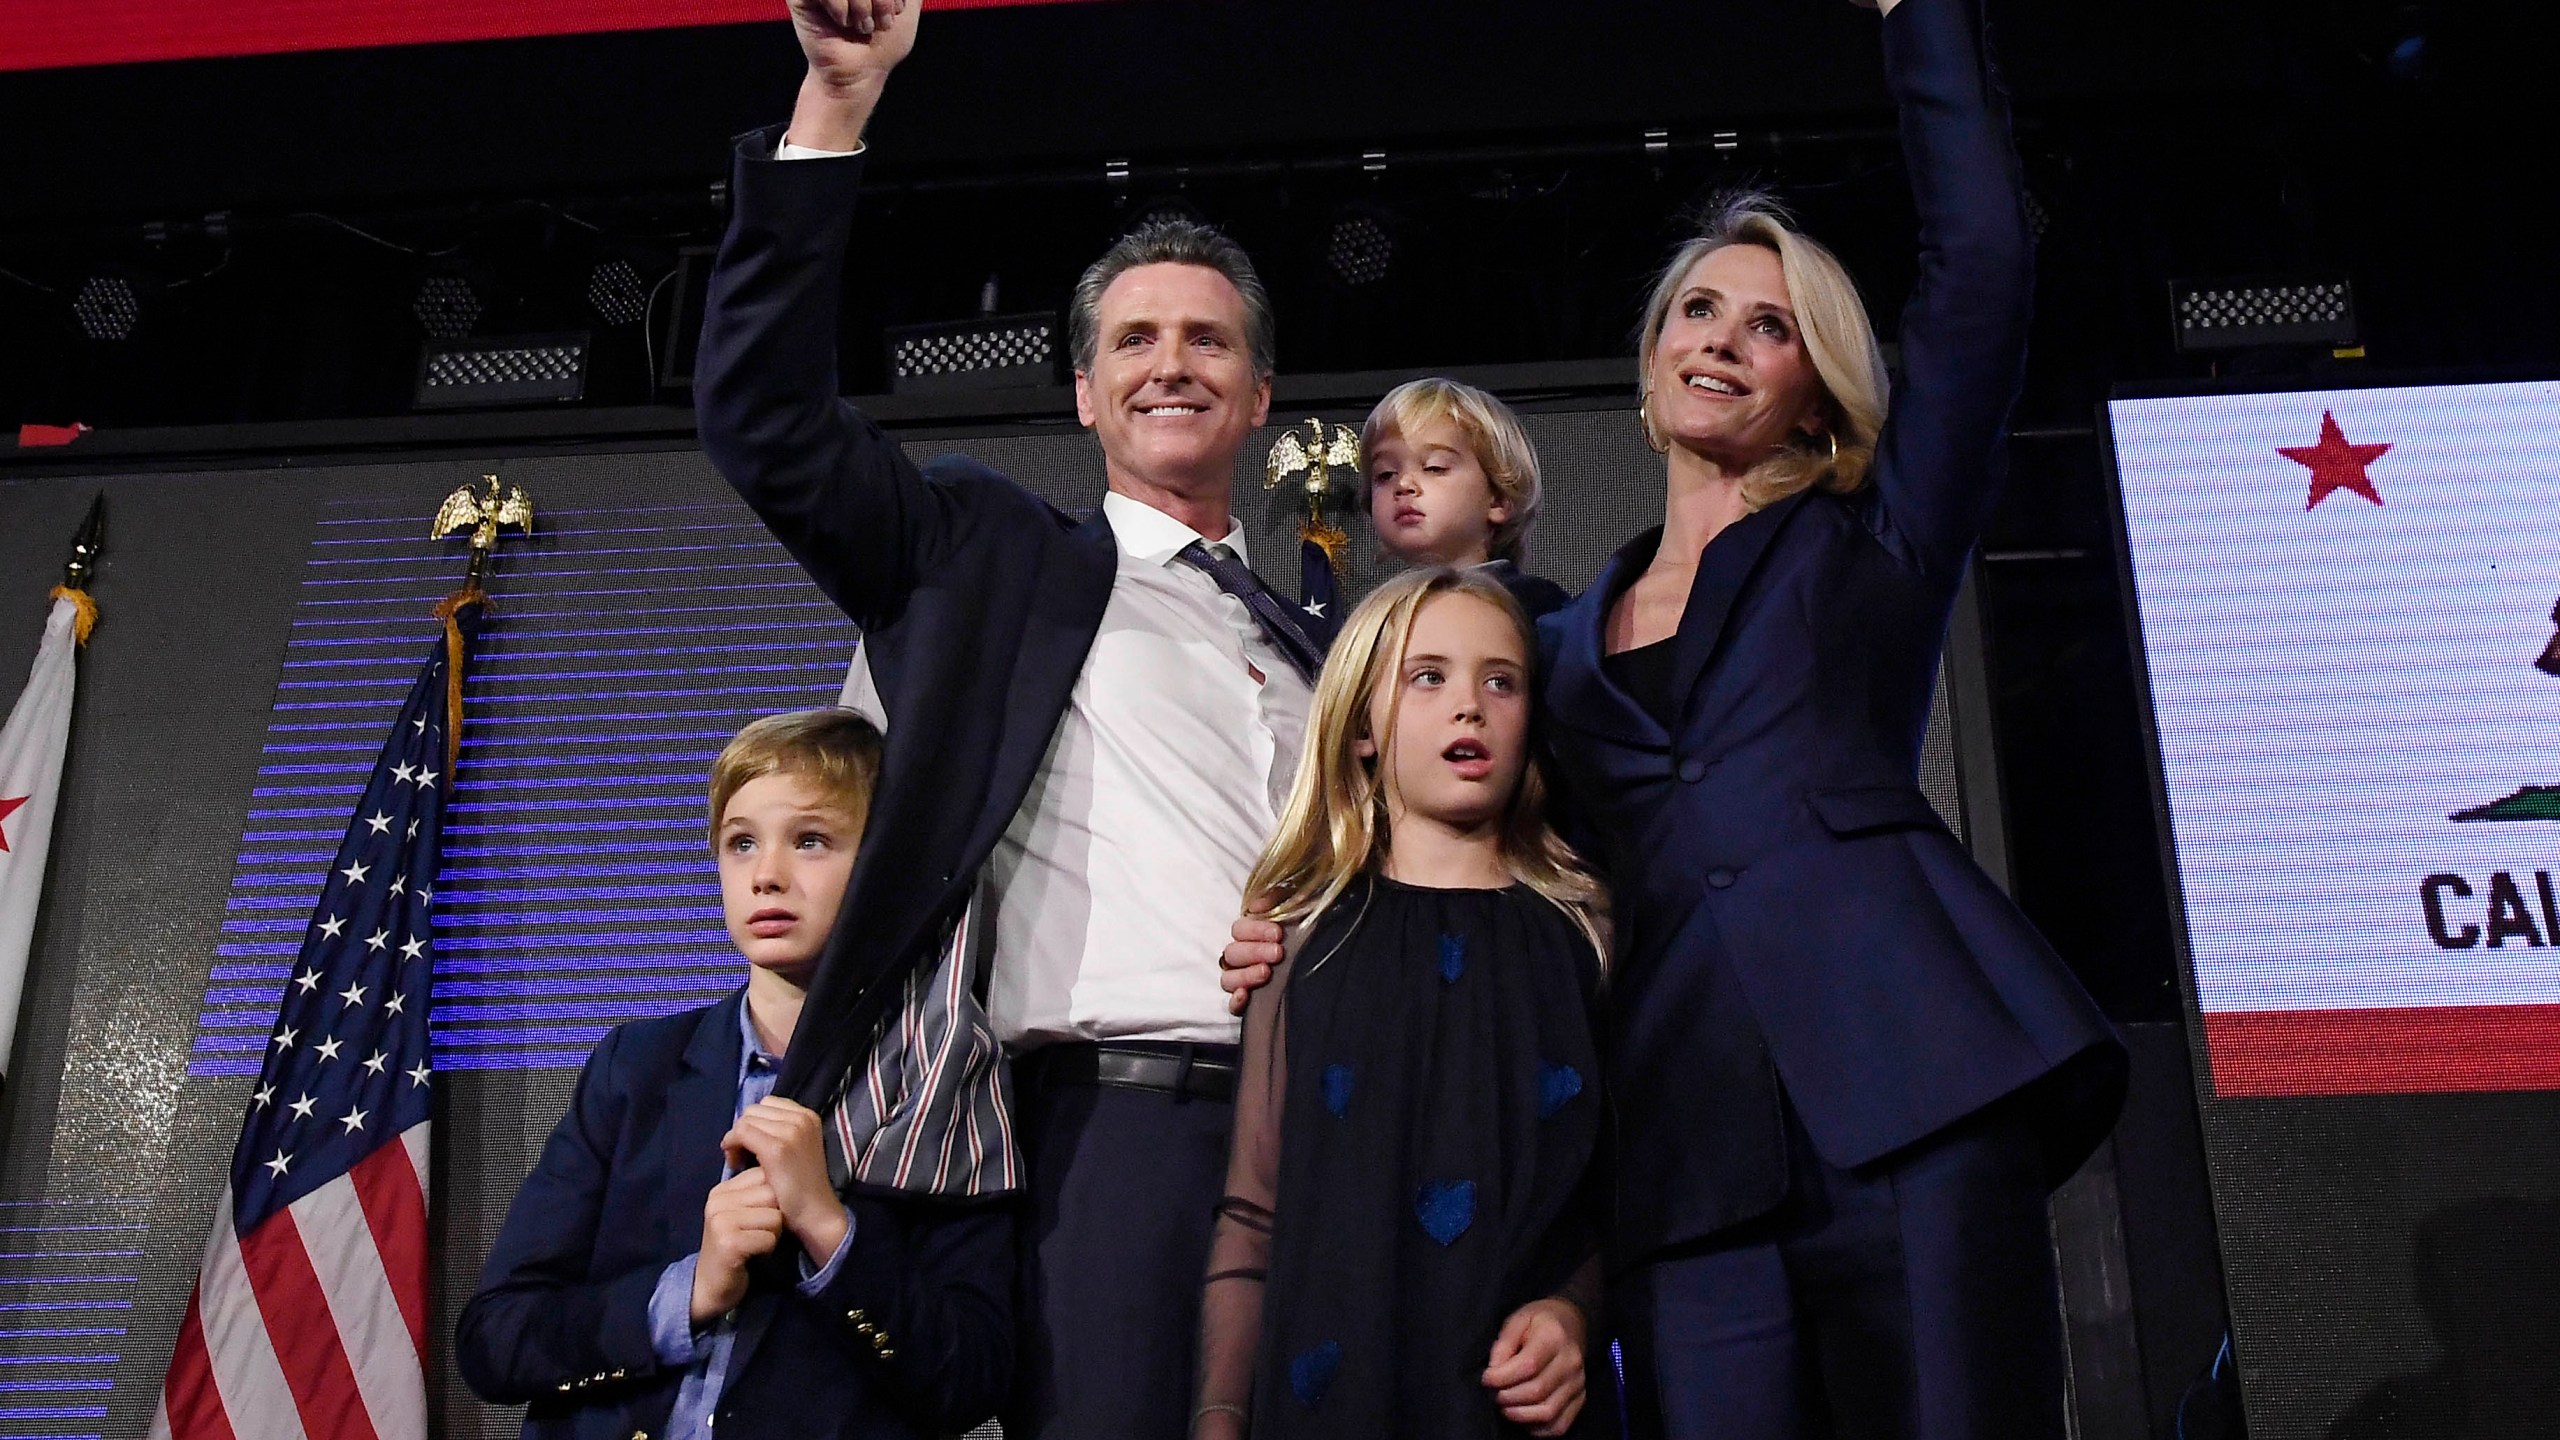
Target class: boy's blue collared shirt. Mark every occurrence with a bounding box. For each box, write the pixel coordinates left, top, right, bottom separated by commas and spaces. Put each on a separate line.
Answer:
643, 1003, 857, 1440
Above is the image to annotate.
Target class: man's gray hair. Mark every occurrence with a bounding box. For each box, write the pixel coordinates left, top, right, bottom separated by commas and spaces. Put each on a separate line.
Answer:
1067, 220, 1276, 379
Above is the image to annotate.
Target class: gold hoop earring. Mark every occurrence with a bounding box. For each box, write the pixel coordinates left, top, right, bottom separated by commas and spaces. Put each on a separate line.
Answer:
1638, 394, 1669, 456
1824, 430, 1841, 470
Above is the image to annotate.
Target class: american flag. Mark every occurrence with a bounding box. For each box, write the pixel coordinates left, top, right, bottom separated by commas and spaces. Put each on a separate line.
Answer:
1297, 528, 1342, 651
152, 629, 463, 1440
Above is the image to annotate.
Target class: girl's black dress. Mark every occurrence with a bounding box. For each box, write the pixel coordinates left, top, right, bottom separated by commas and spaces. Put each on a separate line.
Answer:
1196, 874, 1603, 1438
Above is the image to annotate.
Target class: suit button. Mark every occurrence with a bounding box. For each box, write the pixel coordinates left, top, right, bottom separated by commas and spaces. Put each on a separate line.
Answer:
1706, 867, 1736, 889
846, 1308, 867, 1323
1676, 756, 1708, 783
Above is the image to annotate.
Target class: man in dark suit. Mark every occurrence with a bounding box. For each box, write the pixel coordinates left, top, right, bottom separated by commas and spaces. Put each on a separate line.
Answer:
695, 5, 1330, 1437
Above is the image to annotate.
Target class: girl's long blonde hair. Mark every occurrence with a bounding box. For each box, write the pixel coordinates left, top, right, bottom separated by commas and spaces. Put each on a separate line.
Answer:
1243, 567, 1606, 959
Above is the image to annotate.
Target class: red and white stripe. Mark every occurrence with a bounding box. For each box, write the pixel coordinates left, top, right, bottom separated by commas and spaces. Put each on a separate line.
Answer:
151, 1125, 431, 1440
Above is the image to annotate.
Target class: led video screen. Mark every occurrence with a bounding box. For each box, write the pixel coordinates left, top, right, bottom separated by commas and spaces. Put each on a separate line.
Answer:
0, 0, 1101, 73
2113, 379, 2560, 1100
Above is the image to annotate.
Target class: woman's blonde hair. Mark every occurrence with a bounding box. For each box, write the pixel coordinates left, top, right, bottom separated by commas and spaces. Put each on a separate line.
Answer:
1360, 377, 1545, 566
1243, 567, 1605, 957
1636, 191, 1891, 512
706, 708, 884, 852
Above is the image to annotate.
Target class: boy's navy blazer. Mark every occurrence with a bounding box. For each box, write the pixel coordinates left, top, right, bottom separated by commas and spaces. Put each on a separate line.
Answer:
1536, 0, 2126, 1259
454, 992, 1012, 1439
695, 139, 1122, 1104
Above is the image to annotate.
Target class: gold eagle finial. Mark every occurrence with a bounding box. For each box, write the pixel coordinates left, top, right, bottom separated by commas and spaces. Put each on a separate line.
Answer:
434, 473, 535, 550
1265, 418, 1362, 503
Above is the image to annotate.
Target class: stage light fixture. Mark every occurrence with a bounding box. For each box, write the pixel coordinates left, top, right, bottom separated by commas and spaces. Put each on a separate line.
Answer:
2171, 275, 2359, 354
884, 313, 1060, 396
414, 332, 590, 409
586, 259, 650, 327
71, 274, 142, 341
413, 273, 484, 340
1326, 207, 1395, 288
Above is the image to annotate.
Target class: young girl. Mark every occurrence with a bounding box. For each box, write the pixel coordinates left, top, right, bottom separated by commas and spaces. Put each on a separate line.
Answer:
1193, 567, 1607, 1439
1363, 378, 1573, 617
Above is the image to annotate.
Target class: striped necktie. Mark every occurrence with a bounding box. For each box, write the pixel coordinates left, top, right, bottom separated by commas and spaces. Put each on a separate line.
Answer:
1179, 540, 1327, 685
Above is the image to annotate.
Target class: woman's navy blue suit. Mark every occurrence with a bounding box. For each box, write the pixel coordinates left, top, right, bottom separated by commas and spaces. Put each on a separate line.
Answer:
1536, 0, 2124, 1433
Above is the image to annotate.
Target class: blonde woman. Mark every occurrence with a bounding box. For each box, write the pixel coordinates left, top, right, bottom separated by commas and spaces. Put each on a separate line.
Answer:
1361, 378, 1573, 617
1193, 569, 1607, 1439
1529, 0, 2125, 1434
1217, 0, 2124, 1434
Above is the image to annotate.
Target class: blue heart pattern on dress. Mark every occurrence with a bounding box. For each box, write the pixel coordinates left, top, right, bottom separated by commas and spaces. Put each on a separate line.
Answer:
1438, 933, 1467, 983
1414, 1179, 1476, 1246
1321, 1063, 1355, 1117
1290, 1340, 1343, 1408
1538, 1062, 1584, 1119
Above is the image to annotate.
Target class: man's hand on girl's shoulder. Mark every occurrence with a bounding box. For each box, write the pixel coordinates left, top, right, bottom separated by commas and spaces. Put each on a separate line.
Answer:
1220, 905, 1286, 1015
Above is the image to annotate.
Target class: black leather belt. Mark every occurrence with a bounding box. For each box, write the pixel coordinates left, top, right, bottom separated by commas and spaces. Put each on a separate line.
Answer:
1024, 1040, 1240, 1104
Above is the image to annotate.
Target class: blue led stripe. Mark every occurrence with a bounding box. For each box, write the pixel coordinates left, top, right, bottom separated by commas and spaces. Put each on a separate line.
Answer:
192, 500, 854, 1077
304, 542, 783, 566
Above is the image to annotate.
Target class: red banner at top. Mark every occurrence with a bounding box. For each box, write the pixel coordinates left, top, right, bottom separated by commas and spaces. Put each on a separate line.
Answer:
2, 0, 1102, 74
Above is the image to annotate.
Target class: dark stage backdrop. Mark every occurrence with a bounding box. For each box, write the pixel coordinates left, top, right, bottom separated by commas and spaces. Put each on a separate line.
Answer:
2110, 374, 2560, 1438
0, 404, 1991, 1439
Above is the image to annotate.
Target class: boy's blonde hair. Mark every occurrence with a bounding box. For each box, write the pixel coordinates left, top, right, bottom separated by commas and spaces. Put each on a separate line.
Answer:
1243, 567, 1604, 956
706, 709, 884, 851
1360, 377, 1545, 566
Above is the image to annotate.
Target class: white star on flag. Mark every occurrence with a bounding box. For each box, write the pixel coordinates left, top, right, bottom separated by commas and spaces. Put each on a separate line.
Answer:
362, 1050, 389, 1076
390, 762, 417, 786
398, 937, 425, 962
313, 1036, 343, 1063
272, 1026, 298, 1051
287, 1094, 317, 1121
252, 1085, 275, 1109
263, 1151, 291, 1178
337, 982, 367, 1008
292, 968, 321, 993
407, 1061, 431, 1087
339, 1107, 368, 1135
339, 860, 369, 886
316, 916, 345, 941
364, 812, 392, 836
366, 929, 389, 953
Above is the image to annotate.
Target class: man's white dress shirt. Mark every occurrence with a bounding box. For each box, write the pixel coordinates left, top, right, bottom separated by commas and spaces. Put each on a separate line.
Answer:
838, 487, 1312, 1050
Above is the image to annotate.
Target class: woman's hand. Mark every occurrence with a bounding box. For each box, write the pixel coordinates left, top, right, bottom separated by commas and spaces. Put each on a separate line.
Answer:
1482, 1297, 1588, 1435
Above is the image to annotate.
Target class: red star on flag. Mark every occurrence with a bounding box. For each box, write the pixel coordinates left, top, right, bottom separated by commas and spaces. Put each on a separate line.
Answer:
2280, 411, 2391, 510
0, 795, 26, 854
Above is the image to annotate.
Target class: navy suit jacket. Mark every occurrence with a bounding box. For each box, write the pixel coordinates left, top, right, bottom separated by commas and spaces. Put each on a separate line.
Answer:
453, 994, 1013, 1439
1538, 0, 2124, 1261
695, 135, 1122, 1105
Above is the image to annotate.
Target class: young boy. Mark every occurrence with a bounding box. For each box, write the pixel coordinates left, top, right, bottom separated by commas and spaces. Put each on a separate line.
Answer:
1362, 376, 1574, 617
457, 709, 1013, 1440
